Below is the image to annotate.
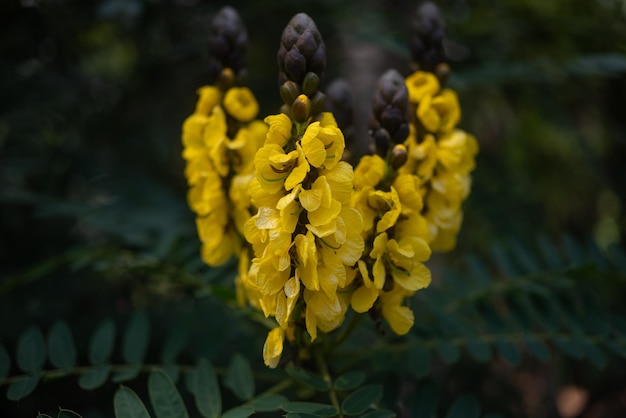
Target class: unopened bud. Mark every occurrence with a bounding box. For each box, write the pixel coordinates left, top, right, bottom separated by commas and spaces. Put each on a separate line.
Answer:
373, 128, 391, 157
408, 2, 447, 72
390, 144, 408, 169
278, 13, 326, 86
207, 6, 248, 83
217, 68, 235, 90
280, 81, 301, 106
302, 72, 320, 96
292, 94, 311, 123
310, 91, 326, 117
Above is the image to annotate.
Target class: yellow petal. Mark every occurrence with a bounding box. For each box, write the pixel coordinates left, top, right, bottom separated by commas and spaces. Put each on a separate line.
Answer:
263, 327, 284, 368
351, 286, 379, 313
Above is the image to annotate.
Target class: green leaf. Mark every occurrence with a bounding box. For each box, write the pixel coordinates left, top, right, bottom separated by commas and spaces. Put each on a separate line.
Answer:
58, 409, 83, 418
408, 345, 431, 378
465, 340, 492, 363
48, 320, 77, 369
437, 341, 460, 365
249, 394, 288, 411
90, 319, 116, 365
148, 371, 189, 418
6, 374, 39, 401
524, 336, 551, 362
113, 364, 142, 383
161, 363, 179, 383
445, 394, 481, 418
285, 365, 329, 391
333, 371, 366, 391
341, 384, 383, 415
221, 406, 255, 418
359, 410, 397, 418
161, 320, 190, 363
224, 353, 255, 401
78, 364, 111, 390
122, 312, 150, 365
0, 343, 10, 379
17, 326, 46, 373
281, 402, 338, 417
194, 358, 221, 418
409, 381, 438, 418
495, 339, 521, 367
114, 386, 152, 418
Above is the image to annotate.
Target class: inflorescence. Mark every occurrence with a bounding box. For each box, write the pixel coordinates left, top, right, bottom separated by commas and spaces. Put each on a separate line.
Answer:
181, 3, 478, 368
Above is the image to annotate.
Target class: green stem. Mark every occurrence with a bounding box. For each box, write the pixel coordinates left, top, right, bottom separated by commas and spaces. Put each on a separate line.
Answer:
314, 349, 342, 418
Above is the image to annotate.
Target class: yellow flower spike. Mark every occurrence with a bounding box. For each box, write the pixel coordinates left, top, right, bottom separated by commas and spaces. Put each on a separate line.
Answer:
264, 113, 293, 147
263, 327, 285, 368
223, 87, 259, 122
405, 71, 439, 103
194, 86, 222, 115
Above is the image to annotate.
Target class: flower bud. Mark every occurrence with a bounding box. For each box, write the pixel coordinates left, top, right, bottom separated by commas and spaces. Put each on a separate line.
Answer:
408, 2, 447, 72
292, 94, 311, 123
280, 81, 301, 106
369, 69, 411, 156
302, 72, 320, 96
207, 6, 248, 84
309, 91, 326, 117
277, 13, 326, 87
390, 144, 408, 169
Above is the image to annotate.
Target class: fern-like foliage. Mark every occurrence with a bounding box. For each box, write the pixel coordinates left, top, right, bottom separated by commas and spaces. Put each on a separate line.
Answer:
1, 235, 625, 417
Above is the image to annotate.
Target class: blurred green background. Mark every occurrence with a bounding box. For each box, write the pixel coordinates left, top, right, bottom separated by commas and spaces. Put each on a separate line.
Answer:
1, 0, 625, 417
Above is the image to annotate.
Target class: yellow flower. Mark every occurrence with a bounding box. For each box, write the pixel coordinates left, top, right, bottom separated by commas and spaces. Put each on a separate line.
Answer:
194, 86, 221, 115
223, 87, 259, 122
437, 130, 479, 174
431, 89, 461, 133
417, 94, 440, 133
276, 276, 300, 329
264, 113, 292, 147
393, 174, 424, 214
300, 119, 345, 170
226, 120, 268, 175
351, 260, 380, 313
380, 286, 415, 335
353, 154, 386, 189
399, 131, 438, 181
263, 327, 284, 368
405, 71, 439, 104
304, 289, 348, 341
254, 143, 301, 194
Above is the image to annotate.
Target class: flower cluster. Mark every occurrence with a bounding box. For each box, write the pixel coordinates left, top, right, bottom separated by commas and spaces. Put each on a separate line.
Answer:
181, 4, 478, 369
181, 7, 267, 267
